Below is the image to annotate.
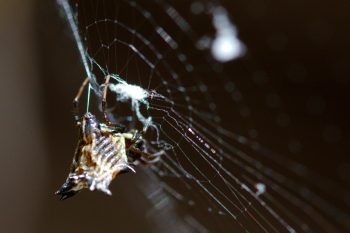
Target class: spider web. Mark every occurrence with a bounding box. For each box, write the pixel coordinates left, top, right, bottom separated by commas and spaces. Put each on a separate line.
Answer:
57, 0, 350, 232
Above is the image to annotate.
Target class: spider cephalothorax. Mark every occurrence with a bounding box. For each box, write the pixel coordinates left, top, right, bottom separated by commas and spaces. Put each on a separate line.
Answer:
56, 76, 162, 200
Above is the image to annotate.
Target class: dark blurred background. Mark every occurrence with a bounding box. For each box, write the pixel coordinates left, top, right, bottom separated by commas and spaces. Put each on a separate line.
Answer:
0, 0, 349, 232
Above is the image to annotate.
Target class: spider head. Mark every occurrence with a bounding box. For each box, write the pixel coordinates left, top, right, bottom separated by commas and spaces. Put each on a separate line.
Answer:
81, 112, 100, 142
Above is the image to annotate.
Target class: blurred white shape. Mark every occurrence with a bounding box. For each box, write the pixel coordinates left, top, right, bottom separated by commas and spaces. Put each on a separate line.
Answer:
255, 183, 266, 196
109, 77, 157, 134
109, 79, 151, 127
211, 7, 245, 62
109, 82, 148, 102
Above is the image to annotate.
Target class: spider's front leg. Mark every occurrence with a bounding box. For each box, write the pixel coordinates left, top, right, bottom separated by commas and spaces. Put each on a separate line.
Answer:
100, 75, 126, 132
129, 129, 145, 145
102, 75, 114, 126
72, 77, 89, 125
127, 146, 163, 165
123, 131, 163, 165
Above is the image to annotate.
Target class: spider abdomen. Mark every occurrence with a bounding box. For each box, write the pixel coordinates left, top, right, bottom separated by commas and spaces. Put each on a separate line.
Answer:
92, 135, 128, 175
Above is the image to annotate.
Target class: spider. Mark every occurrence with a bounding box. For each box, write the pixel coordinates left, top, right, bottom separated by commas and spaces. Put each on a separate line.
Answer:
55, 76, 162, 200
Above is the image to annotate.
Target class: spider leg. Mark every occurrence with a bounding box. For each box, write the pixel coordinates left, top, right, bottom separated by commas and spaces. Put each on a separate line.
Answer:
127, 146, 163, 165
100, 75, 126, 131
102, 75, 114, 126
129, 129, 145, 145
100, 123, 125, 134
122, 130, 145, 149
72, 77, 89, 125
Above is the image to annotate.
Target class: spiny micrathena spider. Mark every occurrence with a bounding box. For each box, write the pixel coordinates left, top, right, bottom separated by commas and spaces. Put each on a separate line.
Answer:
55, 76, 162, 200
